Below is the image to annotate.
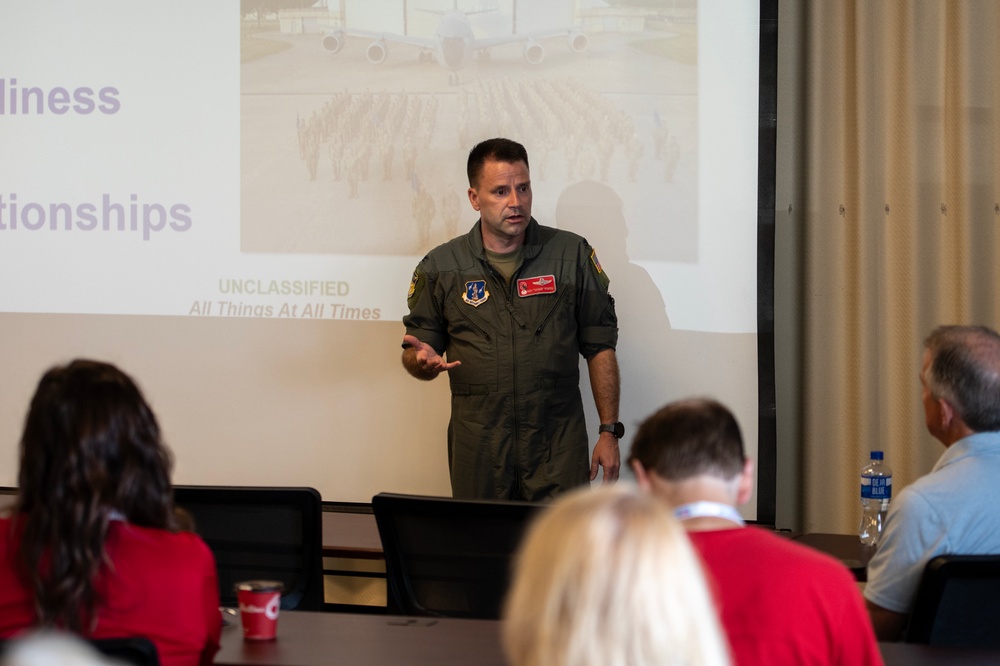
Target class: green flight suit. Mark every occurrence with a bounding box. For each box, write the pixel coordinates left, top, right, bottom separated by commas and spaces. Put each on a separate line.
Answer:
404, 218, 618, 500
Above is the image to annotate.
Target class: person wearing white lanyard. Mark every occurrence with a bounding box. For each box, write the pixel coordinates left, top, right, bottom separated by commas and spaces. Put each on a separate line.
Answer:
629, 398, 883, 666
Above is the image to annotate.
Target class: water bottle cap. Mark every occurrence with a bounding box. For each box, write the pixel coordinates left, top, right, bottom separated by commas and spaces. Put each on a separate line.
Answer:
870, 451, 884, 461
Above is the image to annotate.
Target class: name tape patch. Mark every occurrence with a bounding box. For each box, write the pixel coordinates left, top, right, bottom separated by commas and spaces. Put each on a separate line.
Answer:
517, 275, 557, 297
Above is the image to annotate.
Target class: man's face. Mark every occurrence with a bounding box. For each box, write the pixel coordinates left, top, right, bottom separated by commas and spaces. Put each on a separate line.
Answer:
468, 159, 532, 251
920, 348, 943, 439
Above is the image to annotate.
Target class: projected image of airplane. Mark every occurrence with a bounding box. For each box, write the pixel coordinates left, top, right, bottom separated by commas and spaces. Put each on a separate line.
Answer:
320, 2, 589, 84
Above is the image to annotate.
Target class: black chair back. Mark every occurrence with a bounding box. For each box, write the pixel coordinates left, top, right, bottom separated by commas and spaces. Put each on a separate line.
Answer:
372, 492, 544, 619
90, 636, 161, 665
904, 553, 1000, 647
173, 485, 324, 611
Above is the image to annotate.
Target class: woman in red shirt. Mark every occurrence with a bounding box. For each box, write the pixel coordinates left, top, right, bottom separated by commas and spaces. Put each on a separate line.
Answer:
0, 360, 221, 666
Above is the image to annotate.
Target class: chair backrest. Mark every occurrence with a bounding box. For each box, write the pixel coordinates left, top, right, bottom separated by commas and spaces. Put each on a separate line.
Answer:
372, 492, 544, 619
172, 485, 324, 611
904, 554, 1000, 647
89, 636, 161, 665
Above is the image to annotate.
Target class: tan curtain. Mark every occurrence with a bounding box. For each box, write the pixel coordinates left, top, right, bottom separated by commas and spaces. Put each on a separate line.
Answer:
799, 0, 1000, 533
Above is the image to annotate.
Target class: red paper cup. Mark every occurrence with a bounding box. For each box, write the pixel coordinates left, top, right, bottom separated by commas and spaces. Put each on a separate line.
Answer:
236, 580, 284, 640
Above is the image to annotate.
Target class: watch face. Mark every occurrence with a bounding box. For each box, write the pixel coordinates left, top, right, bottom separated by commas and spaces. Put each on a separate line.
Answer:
613, 422, 625, 438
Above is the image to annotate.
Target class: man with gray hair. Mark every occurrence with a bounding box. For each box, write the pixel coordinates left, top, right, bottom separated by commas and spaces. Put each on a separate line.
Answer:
866, 324, 1000, 639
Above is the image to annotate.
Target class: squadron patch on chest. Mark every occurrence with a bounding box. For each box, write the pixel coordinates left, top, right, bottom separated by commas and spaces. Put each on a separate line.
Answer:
517, 275, 557, 297
462, 280, 490, 307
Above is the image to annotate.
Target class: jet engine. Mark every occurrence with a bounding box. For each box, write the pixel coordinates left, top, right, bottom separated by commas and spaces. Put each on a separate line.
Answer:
522, 40, 545, 65
366, 39, 388, 64
567, 30, 589, 53
320, 31, 345, 54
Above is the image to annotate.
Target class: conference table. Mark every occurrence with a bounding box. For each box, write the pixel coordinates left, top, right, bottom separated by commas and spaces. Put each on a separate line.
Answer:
788, 531, 874, 581
214, 609, 1000, 666
214, 610, 505, 666
321, 509, 876, 579
321, 509, 383, 559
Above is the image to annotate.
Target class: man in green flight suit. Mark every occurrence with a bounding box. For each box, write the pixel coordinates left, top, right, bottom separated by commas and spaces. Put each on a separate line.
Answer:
401, 138, 622, 501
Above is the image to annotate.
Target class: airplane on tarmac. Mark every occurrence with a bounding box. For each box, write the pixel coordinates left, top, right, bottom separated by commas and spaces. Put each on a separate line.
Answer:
320, 2, 589, 84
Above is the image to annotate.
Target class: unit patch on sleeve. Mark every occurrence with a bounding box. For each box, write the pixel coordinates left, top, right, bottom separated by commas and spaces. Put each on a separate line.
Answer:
462, 280, 490, 307
406, 270, 425, 309
517, 275, 557, 297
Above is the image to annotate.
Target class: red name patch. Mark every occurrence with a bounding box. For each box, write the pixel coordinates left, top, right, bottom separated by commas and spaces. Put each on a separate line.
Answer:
517, 275, 557, 297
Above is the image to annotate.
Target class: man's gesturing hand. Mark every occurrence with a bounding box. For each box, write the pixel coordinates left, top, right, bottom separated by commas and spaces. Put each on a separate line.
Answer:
402, 334, 461, 380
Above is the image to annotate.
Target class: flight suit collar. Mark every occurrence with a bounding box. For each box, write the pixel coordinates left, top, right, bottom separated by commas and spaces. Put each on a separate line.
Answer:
468, 217, 543, 261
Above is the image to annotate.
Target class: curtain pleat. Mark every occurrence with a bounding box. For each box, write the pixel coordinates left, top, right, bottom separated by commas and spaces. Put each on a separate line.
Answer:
799, 0, 1000, 533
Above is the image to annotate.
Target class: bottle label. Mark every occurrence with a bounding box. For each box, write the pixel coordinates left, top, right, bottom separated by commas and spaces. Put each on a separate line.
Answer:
861, 475, 892, 500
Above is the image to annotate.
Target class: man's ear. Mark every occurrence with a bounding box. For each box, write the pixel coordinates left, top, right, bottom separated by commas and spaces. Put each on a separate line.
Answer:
631, 460, 652, 491
735, 458, 755, 507
467, 186, 480, 211
938, 397, 955, 430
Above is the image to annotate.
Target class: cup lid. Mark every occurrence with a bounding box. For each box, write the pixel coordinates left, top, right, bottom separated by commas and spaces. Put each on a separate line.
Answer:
235, 580, 284, 593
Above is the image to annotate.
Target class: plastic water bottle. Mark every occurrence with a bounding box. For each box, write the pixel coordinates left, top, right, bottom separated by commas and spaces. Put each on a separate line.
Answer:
859, 451, 892, 546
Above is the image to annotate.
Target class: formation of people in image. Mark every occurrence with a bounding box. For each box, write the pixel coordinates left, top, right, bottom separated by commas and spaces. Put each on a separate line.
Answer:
294, 77, 682, 253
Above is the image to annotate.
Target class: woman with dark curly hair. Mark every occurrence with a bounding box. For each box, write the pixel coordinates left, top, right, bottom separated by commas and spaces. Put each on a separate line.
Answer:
0, 359, 221, 666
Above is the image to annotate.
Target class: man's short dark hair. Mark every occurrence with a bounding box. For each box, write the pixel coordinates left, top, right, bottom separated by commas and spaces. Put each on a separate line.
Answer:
467, 138, 529, 187
925, 325, 1000, 432
628, 398, 745, 481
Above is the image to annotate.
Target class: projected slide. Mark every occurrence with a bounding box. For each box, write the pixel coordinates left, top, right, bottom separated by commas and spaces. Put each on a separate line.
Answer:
242, 1, 696, 257
1, 0, 757, 333
0, 0, 766, 509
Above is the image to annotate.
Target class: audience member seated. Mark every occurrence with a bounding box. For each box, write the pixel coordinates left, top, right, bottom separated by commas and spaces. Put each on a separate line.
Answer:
865, 325, 1000, 640
629, 398, 882, 666
502, 484, 731, 666
0, 360, 221, 666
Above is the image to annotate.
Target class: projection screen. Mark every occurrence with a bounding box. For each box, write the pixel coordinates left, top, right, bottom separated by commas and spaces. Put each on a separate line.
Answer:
0, 0, 770, 516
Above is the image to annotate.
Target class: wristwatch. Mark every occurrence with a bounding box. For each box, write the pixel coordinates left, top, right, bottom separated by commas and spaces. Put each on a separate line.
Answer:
599, 422, 625, 438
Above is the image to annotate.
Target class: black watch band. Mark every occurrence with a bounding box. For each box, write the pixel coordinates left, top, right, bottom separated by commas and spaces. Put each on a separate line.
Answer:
599, 422, 625, 438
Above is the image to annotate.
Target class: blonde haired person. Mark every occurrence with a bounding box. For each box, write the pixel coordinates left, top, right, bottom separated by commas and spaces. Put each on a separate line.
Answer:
503, 484, 731, 666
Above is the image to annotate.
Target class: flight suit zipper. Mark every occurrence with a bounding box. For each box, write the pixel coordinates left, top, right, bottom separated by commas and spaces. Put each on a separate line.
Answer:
486, 261, 524, 498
